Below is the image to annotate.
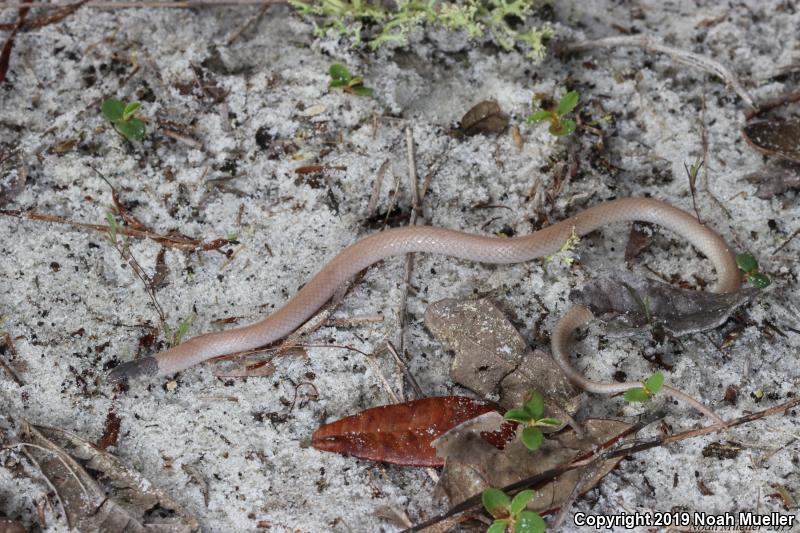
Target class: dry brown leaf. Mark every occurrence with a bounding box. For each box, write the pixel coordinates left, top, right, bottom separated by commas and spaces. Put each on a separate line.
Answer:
460, 101, 509, 136
744, 164, 800, 199
433, 414, 632, 513
569, 271, 759, 337
311, 396, 516, 467
743, 119, 800, 163
19, 422, 199, 532
425, 298, 579, 415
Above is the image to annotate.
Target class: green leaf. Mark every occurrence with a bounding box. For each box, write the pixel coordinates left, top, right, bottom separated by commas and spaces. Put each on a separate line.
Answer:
645, 372, 664, 394
504, 409, 532, 423
748, 272, 771, 288
551, 119, 576, 136
527, 110, 552, 124
116, 118, 146, 141
521, 427, 543, 451
524, 391, 544, 419
350, 85, 374, 97
515, 511, 546, 533
329, 63, 352, 86
623, 387, 650, 403
482, 488, 511, 517
556, 90, 579, 116
122, 101, 141, 121
102, 98, 125, 122
509, 490, 536, 515
488, 521, 508, 533
736, 253, 759, 274
537, 417, 562, 427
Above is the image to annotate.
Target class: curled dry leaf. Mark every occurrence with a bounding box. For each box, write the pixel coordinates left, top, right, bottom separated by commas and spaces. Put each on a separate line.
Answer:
744, 164, 800, 199
311, 396, 516, 467
433, 413, 633, 513
569, 271, 759, 337
425, 298, 579, 415
19, 422, 199, 532
460, 101, 509, 136
742, 119, 800, 164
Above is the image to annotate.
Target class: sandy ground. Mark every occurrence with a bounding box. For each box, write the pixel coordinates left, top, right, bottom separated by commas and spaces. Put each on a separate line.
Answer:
1, 0, 799, 531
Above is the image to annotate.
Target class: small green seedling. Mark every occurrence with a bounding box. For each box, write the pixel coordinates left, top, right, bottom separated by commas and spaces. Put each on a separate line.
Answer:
624, 372, 665, 403
503, 390, 561, 451
736, 253, 770, 288
528, 90, 579, 137
102, 98, 146, 141
328, 64, 373, 97
482, 488, 546, 533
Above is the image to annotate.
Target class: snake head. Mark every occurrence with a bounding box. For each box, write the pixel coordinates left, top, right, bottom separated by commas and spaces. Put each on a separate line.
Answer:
107, 356, 158, 384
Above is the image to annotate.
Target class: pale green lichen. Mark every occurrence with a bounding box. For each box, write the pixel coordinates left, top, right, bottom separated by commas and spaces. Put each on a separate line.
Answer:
544, 227, 580, 266
289, 0, 553, 60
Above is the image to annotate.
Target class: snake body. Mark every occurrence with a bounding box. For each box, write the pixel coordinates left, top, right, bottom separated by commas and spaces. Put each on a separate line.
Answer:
108, 197, 740, 383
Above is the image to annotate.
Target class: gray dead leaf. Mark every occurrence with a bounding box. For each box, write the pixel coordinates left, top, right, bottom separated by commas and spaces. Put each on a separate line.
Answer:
743, 119, 800, 164
433, 413, 631, 513
425, 298, 579, 416
569, 271, 759, 337
744, 164, 800, 199
460, 101, 509, 136
19, 422, 199, 533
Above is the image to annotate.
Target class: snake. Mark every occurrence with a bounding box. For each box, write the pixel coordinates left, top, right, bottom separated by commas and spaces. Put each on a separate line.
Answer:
108, 197, 740, 393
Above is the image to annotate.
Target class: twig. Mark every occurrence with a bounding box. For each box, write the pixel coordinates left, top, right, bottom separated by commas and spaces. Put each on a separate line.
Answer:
367, 159, 390, 217
746, 89, 800, 120
386, 341, 423, 399
773, 227, 800, 254
395, 127, 421, 356
225, 1, 272, 45
0, 209, 230, 251
562, 35, 755, 110
406, 397, 800, 531
698, 95, 733, 220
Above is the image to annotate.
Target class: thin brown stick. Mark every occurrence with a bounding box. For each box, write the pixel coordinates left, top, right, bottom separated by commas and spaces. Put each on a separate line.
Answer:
406, 397, 800, 532
226, 1, 271, 45
0, 209, 230, 251
562, 35, 755, 110
386, 341, 423, 399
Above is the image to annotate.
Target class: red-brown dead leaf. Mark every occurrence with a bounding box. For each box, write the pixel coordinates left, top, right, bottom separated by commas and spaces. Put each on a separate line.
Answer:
311, 396, 516, 467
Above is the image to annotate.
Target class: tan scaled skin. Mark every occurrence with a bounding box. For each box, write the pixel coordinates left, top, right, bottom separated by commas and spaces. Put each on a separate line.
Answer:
108, 198, 740, 388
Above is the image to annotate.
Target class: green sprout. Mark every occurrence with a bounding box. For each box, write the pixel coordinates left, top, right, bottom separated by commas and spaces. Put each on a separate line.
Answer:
166, 314, 195, 347
503, 390, 561, 451
328, 64, 374, 97
623, 372, 665, 403
736, 253, 770, 288
482, 488, 546, 533
105, 211, 119, 244
102, 98, 146, 141
528, 90, 580, 137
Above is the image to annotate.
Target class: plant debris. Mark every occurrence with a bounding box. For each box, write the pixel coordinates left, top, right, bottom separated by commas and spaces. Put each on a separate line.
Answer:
568, 271, 759, 337
311, 396, 516, 467
425, 298, 579, 414
459, 101, 509, 136
432, 413, 632, 513
742, 119, 800, 164
19, 422, 199, 532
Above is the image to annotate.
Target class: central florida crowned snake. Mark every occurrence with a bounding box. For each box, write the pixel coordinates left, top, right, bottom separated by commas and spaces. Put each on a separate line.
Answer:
109, 197, 741, 404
